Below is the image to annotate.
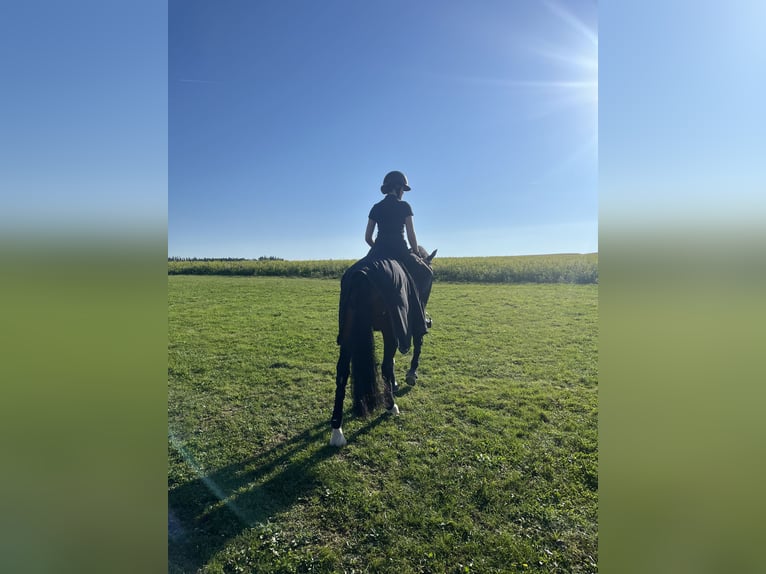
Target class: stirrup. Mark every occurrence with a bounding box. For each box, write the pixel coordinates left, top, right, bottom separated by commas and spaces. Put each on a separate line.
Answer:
425, 313, 433, 329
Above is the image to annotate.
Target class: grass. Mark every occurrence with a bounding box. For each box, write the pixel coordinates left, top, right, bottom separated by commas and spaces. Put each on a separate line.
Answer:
169, 275, 597, 573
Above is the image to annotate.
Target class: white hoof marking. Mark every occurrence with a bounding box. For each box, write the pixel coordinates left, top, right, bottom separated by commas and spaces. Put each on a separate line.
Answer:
329, 428, 347, 447
387, 403, 400, 416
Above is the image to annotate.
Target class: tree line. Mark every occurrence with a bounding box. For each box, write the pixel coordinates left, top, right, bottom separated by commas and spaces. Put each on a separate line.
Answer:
168, 256, 285, 262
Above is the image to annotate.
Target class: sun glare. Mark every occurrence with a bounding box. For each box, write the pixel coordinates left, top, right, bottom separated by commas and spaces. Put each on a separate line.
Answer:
537, 0, 598, 109
512, 1, 599, 179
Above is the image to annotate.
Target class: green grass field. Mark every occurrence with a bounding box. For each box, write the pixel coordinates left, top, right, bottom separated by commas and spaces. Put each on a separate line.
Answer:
169, 274, 597, 573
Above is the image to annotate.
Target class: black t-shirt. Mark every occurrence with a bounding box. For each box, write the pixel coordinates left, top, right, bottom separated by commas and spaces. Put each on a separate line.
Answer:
369, 194, 413, 255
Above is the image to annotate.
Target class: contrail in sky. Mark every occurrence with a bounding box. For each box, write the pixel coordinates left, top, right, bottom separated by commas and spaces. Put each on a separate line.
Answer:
178, 78, 220, 84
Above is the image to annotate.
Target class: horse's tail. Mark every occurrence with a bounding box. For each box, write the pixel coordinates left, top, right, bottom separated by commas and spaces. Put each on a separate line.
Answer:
349, 274, 381, 417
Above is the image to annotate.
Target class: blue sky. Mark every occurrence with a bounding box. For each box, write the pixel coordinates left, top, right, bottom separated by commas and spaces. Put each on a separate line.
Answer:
168, 0, 598, 259
4, 2, 760, 260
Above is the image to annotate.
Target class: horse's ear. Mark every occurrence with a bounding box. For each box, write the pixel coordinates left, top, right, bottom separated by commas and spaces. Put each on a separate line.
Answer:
427, 249, 437, 262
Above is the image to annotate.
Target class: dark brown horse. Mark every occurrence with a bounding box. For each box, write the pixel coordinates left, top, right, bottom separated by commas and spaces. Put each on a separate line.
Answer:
330, 248, 436, 447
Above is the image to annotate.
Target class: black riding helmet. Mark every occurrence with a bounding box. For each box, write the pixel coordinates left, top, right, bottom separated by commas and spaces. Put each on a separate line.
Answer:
380, 170, 411, 194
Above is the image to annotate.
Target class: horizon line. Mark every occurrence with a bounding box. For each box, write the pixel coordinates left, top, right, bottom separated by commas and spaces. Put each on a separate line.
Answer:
168, 251, 598, 261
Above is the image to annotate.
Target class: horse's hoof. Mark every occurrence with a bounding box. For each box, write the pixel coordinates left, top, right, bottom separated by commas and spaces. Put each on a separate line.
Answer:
387, 404, 400, 416
405, 371, 418, 386
329, 428, 347, 447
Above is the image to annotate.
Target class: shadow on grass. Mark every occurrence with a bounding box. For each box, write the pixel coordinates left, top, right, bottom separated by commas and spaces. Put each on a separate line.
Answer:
394, 384, 414, 398
168, 412, 389, 573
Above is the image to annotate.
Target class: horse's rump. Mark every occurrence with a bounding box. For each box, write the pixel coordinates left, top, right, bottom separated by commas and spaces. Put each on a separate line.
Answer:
338, 256, 428, 354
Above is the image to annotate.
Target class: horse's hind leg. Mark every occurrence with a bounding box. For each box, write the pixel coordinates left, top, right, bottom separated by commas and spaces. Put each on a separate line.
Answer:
330, 345, 350, 446
406, 333, 423, 386
380, 329, 397, 394
381, 328, 399, 415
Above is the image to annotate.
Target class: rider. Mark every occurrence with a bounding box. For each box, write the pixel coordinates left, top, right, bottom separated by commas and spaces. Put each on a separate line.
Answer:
365, 170, 433, 321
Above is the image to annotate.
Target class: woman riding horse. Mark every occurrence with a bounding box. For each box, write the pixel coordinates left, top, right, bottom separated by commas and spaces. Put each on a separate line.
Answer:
337, 170, 433, 352
330, 171, 435, 447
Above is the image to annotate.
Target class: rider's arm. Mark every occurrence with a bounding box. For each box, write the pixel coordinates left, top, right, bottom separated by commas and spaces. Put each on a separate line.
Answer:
365, 218, 376, 248
405, 216, 419, 255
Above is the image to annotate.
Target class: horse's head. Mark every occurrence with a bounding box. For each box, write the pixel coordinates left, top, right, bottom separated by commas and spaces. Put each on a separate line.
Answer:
416, 246, 438, 266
